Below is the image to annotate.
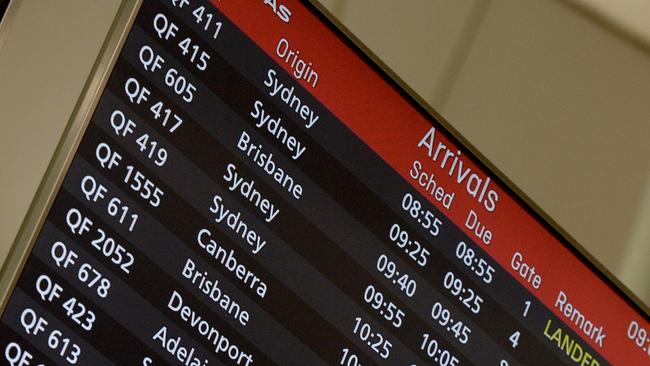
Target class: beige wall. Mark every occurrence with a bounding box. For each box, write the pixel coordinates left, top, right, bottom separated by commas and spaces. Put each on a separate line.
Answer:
0, 0, 648, 305
0, 0, 121, 265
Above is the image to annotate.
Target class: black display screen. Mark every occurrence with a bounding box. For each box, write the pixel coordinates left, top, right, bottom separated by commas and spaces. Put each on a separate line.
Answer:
1, 1, 648, 365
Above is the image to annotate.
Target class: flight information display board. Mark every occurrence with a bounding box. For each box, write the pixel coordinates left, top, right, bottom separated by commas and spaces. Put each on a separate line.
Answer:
1, 1, 648, 365
0, 0, 10, 23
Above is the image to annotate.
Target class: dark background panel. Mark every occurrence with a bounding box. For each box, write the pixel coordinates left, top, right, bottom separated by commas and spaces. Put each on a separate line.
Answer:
0, 0, 9, 21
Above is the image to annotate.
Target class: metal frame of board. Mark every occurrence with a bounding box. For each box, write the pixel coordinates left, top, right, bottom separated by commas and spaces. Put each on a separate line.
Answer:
0, 0, 19, 51
0, 0, 647, 321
